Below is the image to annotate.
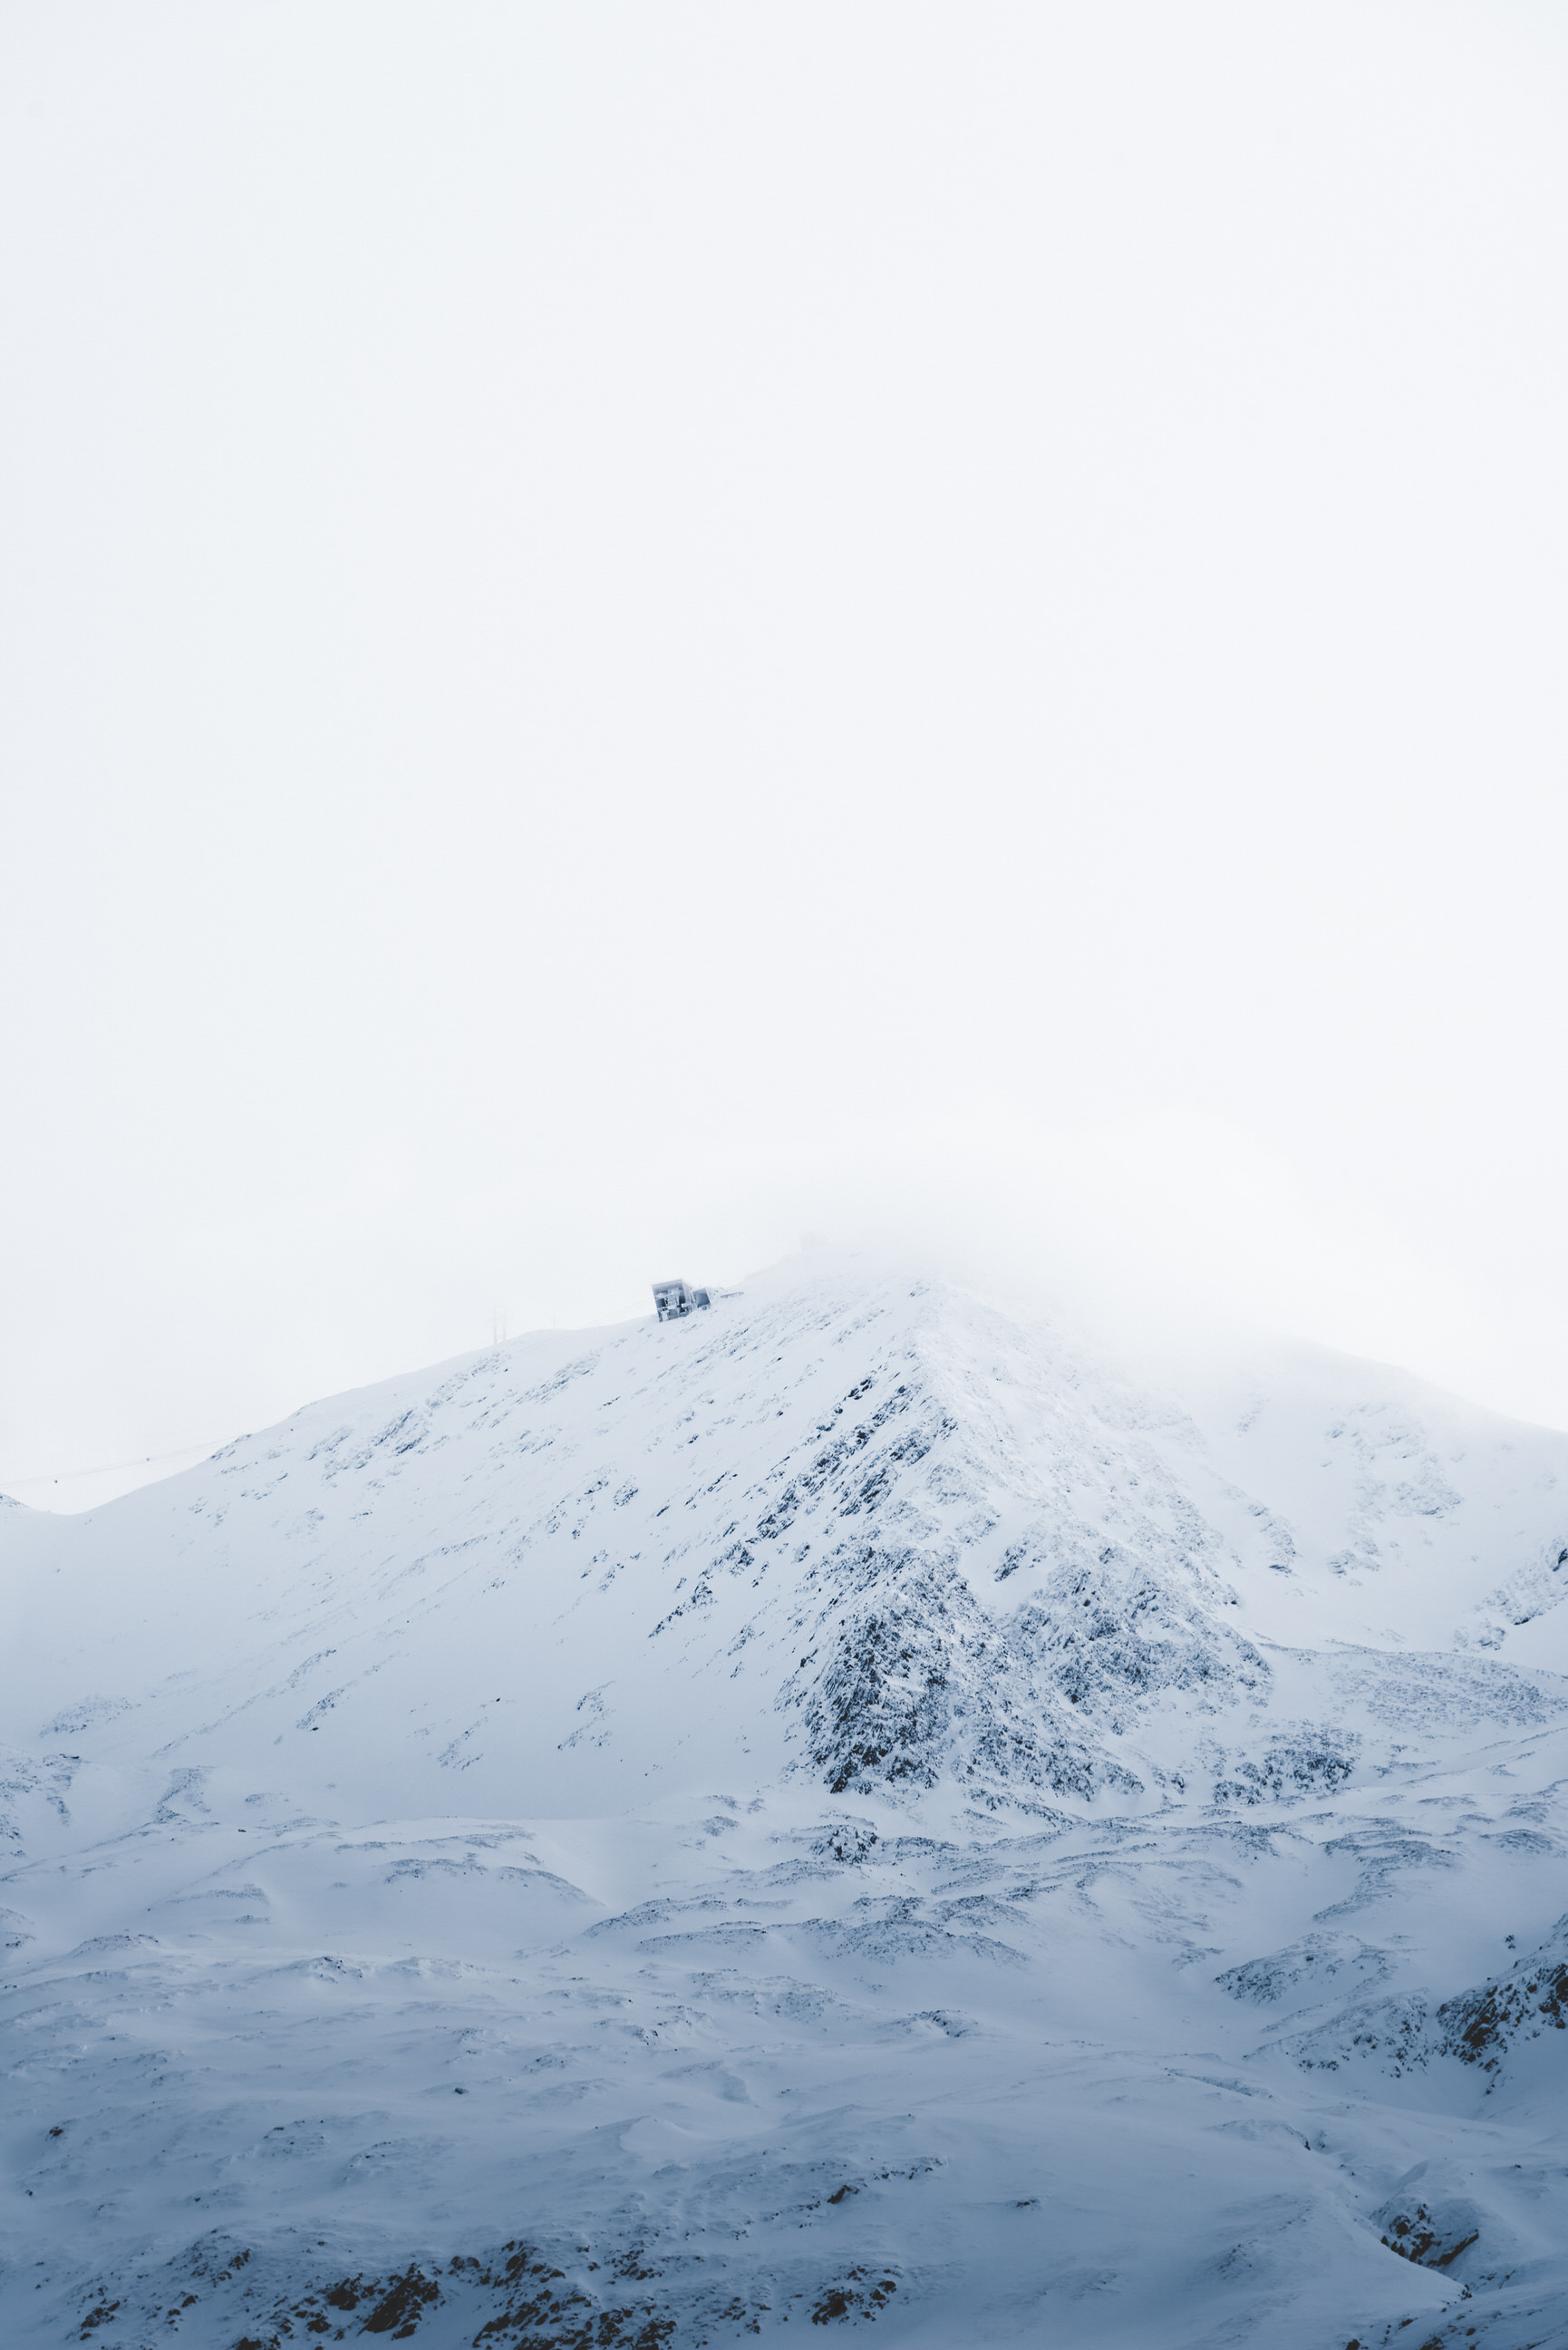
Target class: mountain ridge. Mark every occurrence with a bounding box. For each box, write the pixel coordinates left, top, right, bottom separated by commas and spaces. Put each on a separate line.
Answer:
5, 1258, 1568, 2347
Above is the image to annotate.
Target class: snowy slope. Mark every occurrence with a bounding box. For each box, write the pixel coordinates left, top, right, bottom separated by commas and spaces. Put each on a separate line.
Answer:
4, 1258, 1568, 2348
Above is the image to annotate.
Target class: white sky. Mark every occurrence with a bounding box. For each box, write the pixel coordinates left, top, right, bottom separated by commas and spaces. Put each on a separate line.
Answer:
3, 2, 1566, 1508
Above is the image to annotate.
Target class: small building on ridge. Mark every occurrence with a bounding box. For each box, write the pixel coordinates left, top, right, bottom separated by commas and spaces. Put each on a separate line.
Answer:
652, 1277, 711, 1323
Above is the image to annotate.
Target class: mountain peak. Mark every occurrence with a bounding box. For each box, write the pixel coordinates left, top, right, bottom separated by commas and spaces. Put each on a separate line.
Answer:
6, 1261, 1568, 2345
6, 1258, 1565, 1830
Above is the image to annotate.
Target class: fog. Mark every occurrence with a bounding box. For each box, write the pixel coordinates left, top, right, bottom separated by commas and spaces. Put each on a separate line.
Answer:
3, 2, 1565, 1508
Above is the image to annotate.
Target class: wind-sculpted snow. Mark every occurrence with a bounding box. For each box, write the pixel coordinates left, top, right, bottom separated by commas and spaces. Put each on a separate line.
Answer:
5, 1259, 1568, 2345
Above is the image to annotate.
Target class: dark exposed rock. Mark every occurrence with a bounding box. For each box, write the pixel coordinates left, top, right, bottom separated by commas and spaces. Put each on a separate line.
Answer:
361, 2265, 440, 2335
1212, 1729, 1357, 1807
789, 1541, 1106, 1802
1373, 2195, 1482, 2271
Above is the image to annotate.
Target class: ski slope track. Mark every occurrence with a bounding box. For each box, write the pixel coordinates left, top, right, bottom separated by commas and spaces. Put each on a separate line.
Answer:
5, 1260, 1568, 2348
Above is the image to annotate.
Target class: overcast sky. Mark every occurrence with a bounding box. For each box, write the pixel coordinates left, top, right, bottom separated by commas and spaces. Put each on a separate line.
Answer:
3, 2, 1566, 1508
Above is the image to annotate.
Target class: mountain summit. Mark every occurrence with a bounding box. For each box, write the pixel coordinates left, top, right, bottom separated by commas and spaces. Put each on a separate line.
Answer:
5, 1260, 1568, 2346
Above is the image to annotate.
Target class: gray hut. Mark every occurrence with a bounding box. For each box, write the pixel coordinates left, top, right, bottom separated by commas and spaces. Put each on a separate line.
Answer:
652, 1277, 711, 1323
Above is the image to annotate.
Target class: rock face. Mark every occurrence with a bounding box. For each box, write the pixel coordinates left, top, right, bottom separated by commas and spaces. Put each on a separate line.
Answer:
5, 1258, 1568, 2347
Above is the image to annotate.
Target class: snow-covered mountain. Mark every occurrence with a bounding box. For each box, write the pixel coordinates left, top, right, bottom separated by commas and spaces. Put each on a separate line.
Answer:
5, 1258, 1568, 2347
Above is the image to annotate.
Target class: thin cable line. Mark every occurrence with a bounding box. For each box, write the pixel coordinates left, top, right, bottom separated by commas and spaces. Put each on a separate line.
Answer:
4, 1437, 233, 1489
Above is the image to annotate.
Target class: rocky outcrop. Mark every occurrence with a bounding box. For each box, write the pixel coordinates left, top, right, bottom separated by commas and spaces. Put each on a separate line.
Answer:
785, 1538, 1108, 1802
